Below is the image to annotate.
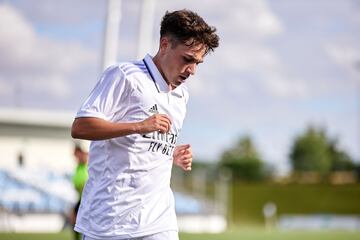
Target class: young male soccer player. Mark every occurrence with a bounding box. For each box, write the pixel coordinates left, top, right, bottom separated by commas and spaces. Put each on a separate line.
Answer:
71, 9, 219, 240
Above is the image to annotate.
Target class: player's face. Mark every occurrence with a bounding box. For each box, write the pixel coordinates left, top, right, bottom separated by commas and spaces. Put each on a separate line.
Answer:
74, 149, 88, 164
160, 38, 206, 90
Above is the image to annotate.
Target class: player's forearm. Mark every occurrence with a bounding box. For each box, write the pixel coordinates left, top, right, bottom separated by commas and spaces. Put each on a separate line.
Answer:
71, 117, 142, 140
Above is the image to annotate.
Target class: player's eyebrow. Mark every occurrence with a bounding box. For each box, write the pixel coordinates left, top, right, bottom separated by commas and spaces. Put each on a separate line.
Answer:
184, 54, 203, 64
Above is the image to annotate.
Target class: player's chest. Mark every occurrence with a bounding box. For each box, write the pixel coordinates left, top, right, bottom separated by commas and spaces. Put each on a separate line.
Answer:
125, 83, 186, 130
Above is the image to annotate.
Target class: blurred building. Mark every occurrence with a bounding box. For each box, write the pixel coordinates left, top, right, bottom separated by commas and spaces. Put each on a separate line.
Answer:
0, 108, 75, 172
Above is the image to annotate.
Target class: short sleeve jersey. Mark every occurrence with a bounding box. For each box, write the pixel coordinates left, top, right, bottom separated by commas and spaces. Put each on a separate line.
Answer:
74, 54, 189, 239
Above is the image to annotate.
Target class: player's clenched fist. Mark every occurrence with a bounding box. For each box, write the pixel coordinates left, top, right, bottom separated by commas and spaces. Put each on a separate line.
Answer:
137, 114, 172, 134
173, 144, 192, 171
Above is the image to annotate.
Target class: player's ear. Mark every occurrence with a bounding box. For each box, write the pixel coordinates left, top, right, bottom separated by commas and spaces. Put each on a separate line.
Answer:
159, 36, 170, 52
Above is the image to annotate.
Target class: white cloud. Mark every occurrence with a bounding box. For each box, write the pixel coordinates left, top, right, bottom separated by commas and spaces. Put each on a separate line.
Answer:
216, 42, 281, 72
9, 0, 106, 24
186, 76, 219, 98
218, 0, 283, 38
0, 77, 13, 96
260, 74, 310, 98
325, 43, 360, 85
22, 74, 71, 99
0, 3, 97, 100
0, 4, 36, 67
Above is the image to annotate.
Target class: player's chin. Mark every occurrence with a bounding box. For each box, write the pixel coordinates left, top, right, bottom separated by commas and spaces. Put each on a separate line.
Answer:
175, 79, 185, 86
171, 81, 182, 89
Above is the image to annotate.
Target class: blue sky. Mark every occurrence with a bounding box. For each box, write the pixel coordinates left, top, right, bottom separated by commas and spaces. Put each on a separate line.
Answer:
0, 0, 359, 175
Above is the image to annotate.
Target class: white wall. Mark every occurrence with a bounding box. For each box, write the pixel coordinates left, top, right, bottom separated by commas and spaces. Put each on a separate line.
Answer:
0, 137, 76, 173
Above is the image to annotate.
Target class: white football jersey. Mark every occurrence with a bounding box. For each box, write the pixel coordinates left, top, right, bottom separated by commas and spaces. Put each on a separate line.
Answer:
74, 54, 189, 239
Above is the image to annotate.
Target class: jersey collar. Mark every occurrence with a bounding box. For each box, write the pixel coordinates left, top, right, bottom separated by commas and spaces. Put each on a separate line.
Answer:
144, 54, 170, 93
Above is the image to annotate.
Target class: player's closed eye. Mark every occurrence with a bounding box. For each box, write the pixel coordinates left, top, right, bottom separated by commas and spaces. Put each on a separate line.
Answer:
183, 57, 193, 63
183, 57, 202, 66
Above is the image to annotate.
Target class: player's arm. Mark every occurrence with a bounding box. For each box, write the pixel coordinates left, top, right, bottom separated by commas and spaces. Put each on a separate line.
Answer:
71, 114, 172, 141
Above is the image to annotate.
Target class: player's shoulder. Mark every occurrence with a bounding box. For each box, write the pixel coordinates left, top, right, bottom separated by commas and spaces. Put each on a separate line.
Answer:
100, 64, 124, 81
118, 60, 148, 76
102, 61, 148, 77
100, 61, 149, 86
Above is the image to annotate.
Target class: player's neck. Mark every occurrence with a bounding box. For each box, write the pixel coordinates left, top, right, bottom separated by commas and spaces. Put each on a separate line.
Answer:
152, 54, 171, 90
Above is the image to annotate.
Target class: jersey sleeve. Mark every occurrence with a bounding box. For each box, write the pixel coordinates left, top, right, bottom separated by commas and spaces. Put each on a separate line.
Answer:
75, 65, 131, 121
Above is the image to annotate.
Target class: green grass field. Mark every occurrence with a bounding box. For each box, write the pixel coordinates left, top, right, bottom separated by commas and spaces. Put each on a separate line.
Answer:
181, 228, 360, 240
0, 229, 359, 240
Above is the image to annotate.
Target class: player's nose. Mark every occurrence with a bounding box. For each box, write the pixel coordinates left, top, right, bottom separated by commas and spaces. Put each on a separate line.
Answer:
186, 63, 196, 75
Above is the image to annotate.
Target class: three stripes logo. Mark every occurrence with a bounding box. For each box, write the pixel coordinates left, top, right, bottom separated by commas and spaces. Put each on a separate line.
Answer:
148, 104, 159, 114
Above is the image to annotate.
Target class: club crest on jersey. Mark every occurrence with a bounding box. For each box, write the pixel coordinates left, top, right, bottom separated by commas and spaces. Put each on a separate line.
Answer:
148, 104, 159, 114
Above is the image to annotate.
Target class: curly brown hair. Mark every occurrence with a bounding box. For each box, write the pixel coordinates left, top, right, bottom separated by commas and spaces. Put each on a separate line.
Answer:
160, 9, 219, 55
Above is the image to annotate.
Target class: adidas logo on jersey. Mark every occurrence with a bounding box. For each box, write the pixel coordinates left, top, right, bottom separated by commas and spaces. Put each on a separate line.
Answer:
148, 104, 159, 114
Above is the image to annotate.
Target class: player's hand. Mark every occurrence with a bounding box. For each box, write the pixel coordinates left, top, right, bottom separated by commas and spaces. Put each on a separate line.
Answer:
173, 144, 192, 171
137, 114, 172, 134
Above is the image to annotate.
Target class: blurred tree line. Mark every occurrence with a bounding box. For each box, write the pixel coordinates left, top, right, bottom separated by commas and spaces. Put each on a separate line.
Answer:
218, 136, 270, 181
191, 125, 358, 183
290, 126, 355, 174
